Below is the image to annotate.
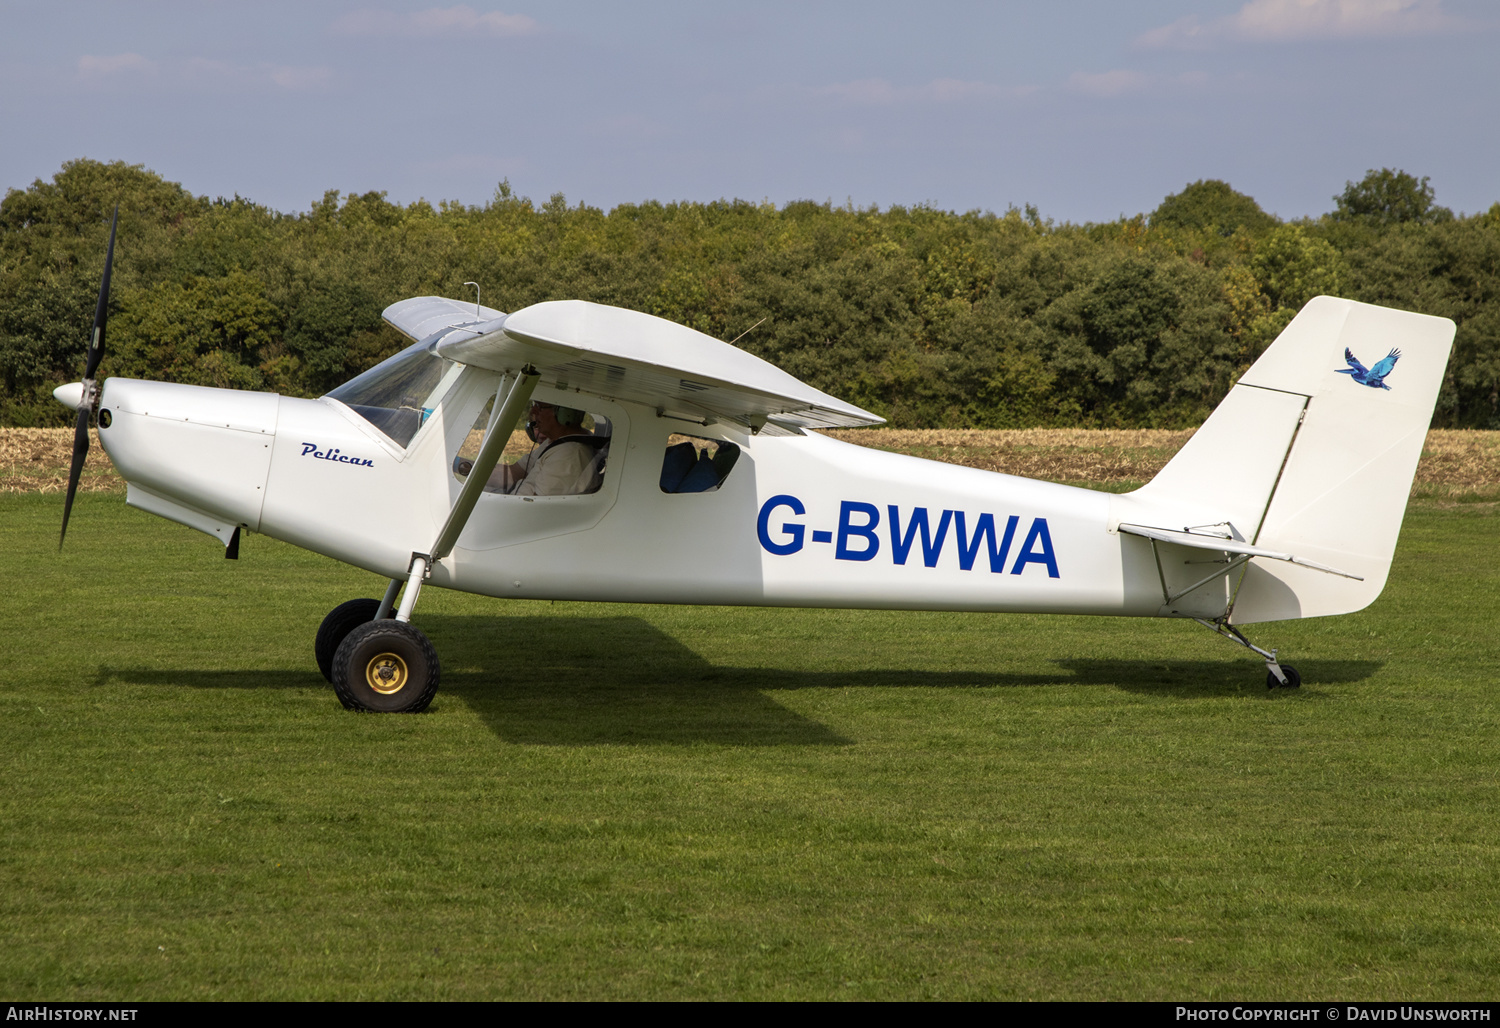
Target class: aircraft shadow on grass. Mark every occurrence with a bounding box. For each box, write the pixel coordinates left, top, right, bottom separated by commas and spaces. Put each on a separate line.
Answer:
95, 615, 1383, 745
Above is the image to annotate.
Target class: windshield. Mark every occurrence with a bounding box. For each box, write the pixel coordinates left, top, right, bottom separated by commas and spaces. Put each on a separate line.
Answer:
325, 340, 459, 448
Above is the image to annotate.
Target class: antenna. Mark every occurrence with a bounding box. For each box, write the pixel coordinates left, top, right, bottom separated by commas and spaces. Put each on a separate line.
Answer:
726, 316, 767, 347
463, 281, 481, 317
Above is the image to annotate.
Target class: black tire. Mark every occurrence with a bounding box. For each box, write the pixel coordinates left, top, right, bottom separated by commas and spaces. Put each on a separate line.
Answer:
315, 598, 382, 684
1266, 665, 1303, 689
331, 620, 440, 713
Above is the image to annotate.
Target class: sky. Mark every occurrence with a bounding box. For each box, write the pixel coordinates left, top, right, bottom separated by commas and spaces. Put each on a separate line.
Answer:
2, 0, 1496, 223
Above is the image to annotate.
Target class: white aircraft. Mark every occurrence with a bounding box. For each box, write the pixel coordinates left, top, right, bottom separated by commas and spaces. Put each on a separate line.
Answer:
56, 215, 1456, 710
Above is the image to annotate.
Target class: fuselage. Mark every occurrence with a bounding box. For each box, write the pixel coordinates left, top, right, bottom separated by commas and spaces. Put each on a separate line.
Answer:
95, 372, 1219, 620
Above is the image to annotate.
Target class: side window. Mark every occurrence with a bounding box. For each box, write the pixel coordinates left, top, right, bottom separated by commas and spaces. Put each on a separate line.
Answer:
452, 394, 528, 479
453, 398, 612, 496
660, 434, 741, 493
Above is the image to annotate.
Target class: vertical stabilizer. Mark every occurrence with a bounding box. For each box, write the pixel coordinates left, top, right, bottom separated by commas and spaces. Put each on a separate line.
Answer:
1127, 297, 1453, 623
1228, 297, 1453, 622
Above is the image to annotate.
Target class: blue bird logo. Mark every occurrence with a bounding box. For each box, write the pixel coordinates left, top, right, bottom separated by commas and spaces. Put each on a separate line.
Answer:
1336, 347, 1401, 390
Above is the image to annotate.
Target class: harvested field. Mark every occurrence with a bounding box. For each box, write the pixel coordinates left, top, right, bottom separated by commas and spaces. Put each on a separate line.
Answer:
5, 426, 1498, 496
0, 427, 117, 494
822, 428, 1194, 484
1408, 430, 1500, 492
824, 427, 1500, 497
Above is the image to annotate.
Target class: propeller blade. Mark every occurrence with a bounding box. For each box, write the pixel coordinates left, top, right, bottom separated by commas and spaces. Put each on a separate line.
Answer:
58, 406, 90, 550
83, 205, 118, 382
60, 204, 118, 551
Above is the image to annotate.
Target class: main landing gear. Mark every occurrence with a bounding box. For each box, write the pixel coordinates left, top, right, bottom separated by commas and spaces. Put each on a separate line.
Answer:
316, 577, 440, 713
313, 365, 541, 713
1193, 617, 1301, 690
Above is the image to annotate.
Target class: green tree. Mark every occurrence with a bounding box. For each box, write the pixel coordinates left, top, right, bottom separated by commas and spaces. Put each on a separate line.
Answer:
1151, 180, 1278, 237
1249, 225, 1345, 311
1333, 168, 1453, 227
4, 157, 1495, 431
0, 160, 208, 423
1340, 213, 1500, 427
111, 270, 280, 389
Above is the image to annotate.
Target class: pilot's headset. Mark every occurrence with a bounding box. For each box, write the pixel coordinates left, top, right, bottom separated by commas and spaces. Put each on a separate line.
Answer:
524, 402, 586, 442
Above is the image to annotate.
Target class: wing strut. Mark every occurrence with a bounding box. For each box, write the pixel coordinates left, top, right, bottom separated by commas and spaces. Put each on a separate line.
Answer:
392, 366, 540, 623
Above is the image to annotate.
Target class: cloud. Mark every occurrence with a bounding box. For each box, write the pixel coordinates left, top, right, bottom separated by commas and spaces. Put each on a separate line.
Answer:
1139, 0, 1460, 48
332, 6, 538, 38
268, 66, 335, 90
816, 77, 1028, 106
185, 58, 333, 91
77, 53, 158, 77
1066, 69, 1149, 98
1062, 70, 1210, 98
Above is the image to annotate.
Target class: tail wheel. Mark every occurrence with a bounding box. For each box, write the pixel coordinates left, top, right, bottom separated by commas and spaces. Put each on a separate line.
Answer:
1267, 665, 1302, 690
315, 598, 383, 683
331, 620, 440, 713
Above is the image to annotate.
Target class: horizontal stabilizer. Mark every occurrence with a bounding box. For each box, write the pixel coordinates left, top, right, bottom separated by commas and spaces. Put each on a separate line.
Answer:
1117, 523, 1362, 580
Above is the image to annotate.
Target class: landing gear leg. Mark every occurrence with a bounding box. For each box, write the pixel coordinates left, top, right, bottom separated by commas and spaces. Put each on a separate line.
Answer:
1193, 617, 1301, 689
374, 577, 401, 621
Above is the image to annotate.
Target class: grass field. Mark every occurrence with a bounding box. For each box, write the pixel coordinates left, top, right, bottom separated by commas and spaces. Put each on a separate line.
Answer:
3, 435, 1499, 1000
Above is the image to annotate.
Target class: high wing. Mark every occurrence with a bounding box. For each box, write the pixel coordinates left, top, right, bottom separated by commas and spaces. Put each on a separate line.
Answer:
384, 297, 884, 433
383, 296, 505, 340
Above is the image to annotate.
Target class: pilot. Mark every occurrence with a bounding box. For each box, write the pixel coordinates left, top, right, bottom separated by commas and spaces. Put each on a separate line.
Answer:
488, 401, 600, 495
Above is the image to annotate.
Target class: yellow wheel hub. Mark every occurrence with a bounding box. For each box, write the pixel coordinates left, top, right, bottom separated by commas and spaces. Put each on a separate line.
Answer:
365, 652, 410, 695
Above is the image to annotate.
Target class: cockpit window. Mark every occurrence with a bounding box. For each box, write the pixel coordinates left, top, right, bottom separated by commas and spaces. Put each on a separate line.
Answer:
325, 340, 460, 448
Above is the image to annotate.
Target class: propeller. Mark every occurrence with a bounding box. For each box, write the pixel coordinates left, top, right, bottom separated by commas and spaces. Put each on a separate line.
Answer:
59, 204, 118, 550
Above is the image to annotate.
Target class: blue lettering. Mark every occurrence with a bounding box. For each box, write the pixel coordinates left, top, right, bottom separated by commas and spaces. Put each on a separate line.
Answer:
300, 441, 373, 468
758, 497, 1058, 579
836, 501, 880, 561
1011, 518, 1060, 577
953, 512, 1019, 572
757, 495, 806, 555
888, 506, 952, 567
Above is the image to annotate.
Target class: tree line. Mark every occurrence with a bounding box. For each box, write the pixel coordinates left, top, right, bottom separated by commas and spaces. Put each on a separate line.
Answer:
2, 159, 1497, 429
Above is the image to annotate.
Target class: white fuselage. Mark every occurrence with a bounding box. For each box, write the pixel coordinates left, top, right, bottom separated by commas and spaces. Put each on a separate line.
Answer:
96, 372, 1213, 620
